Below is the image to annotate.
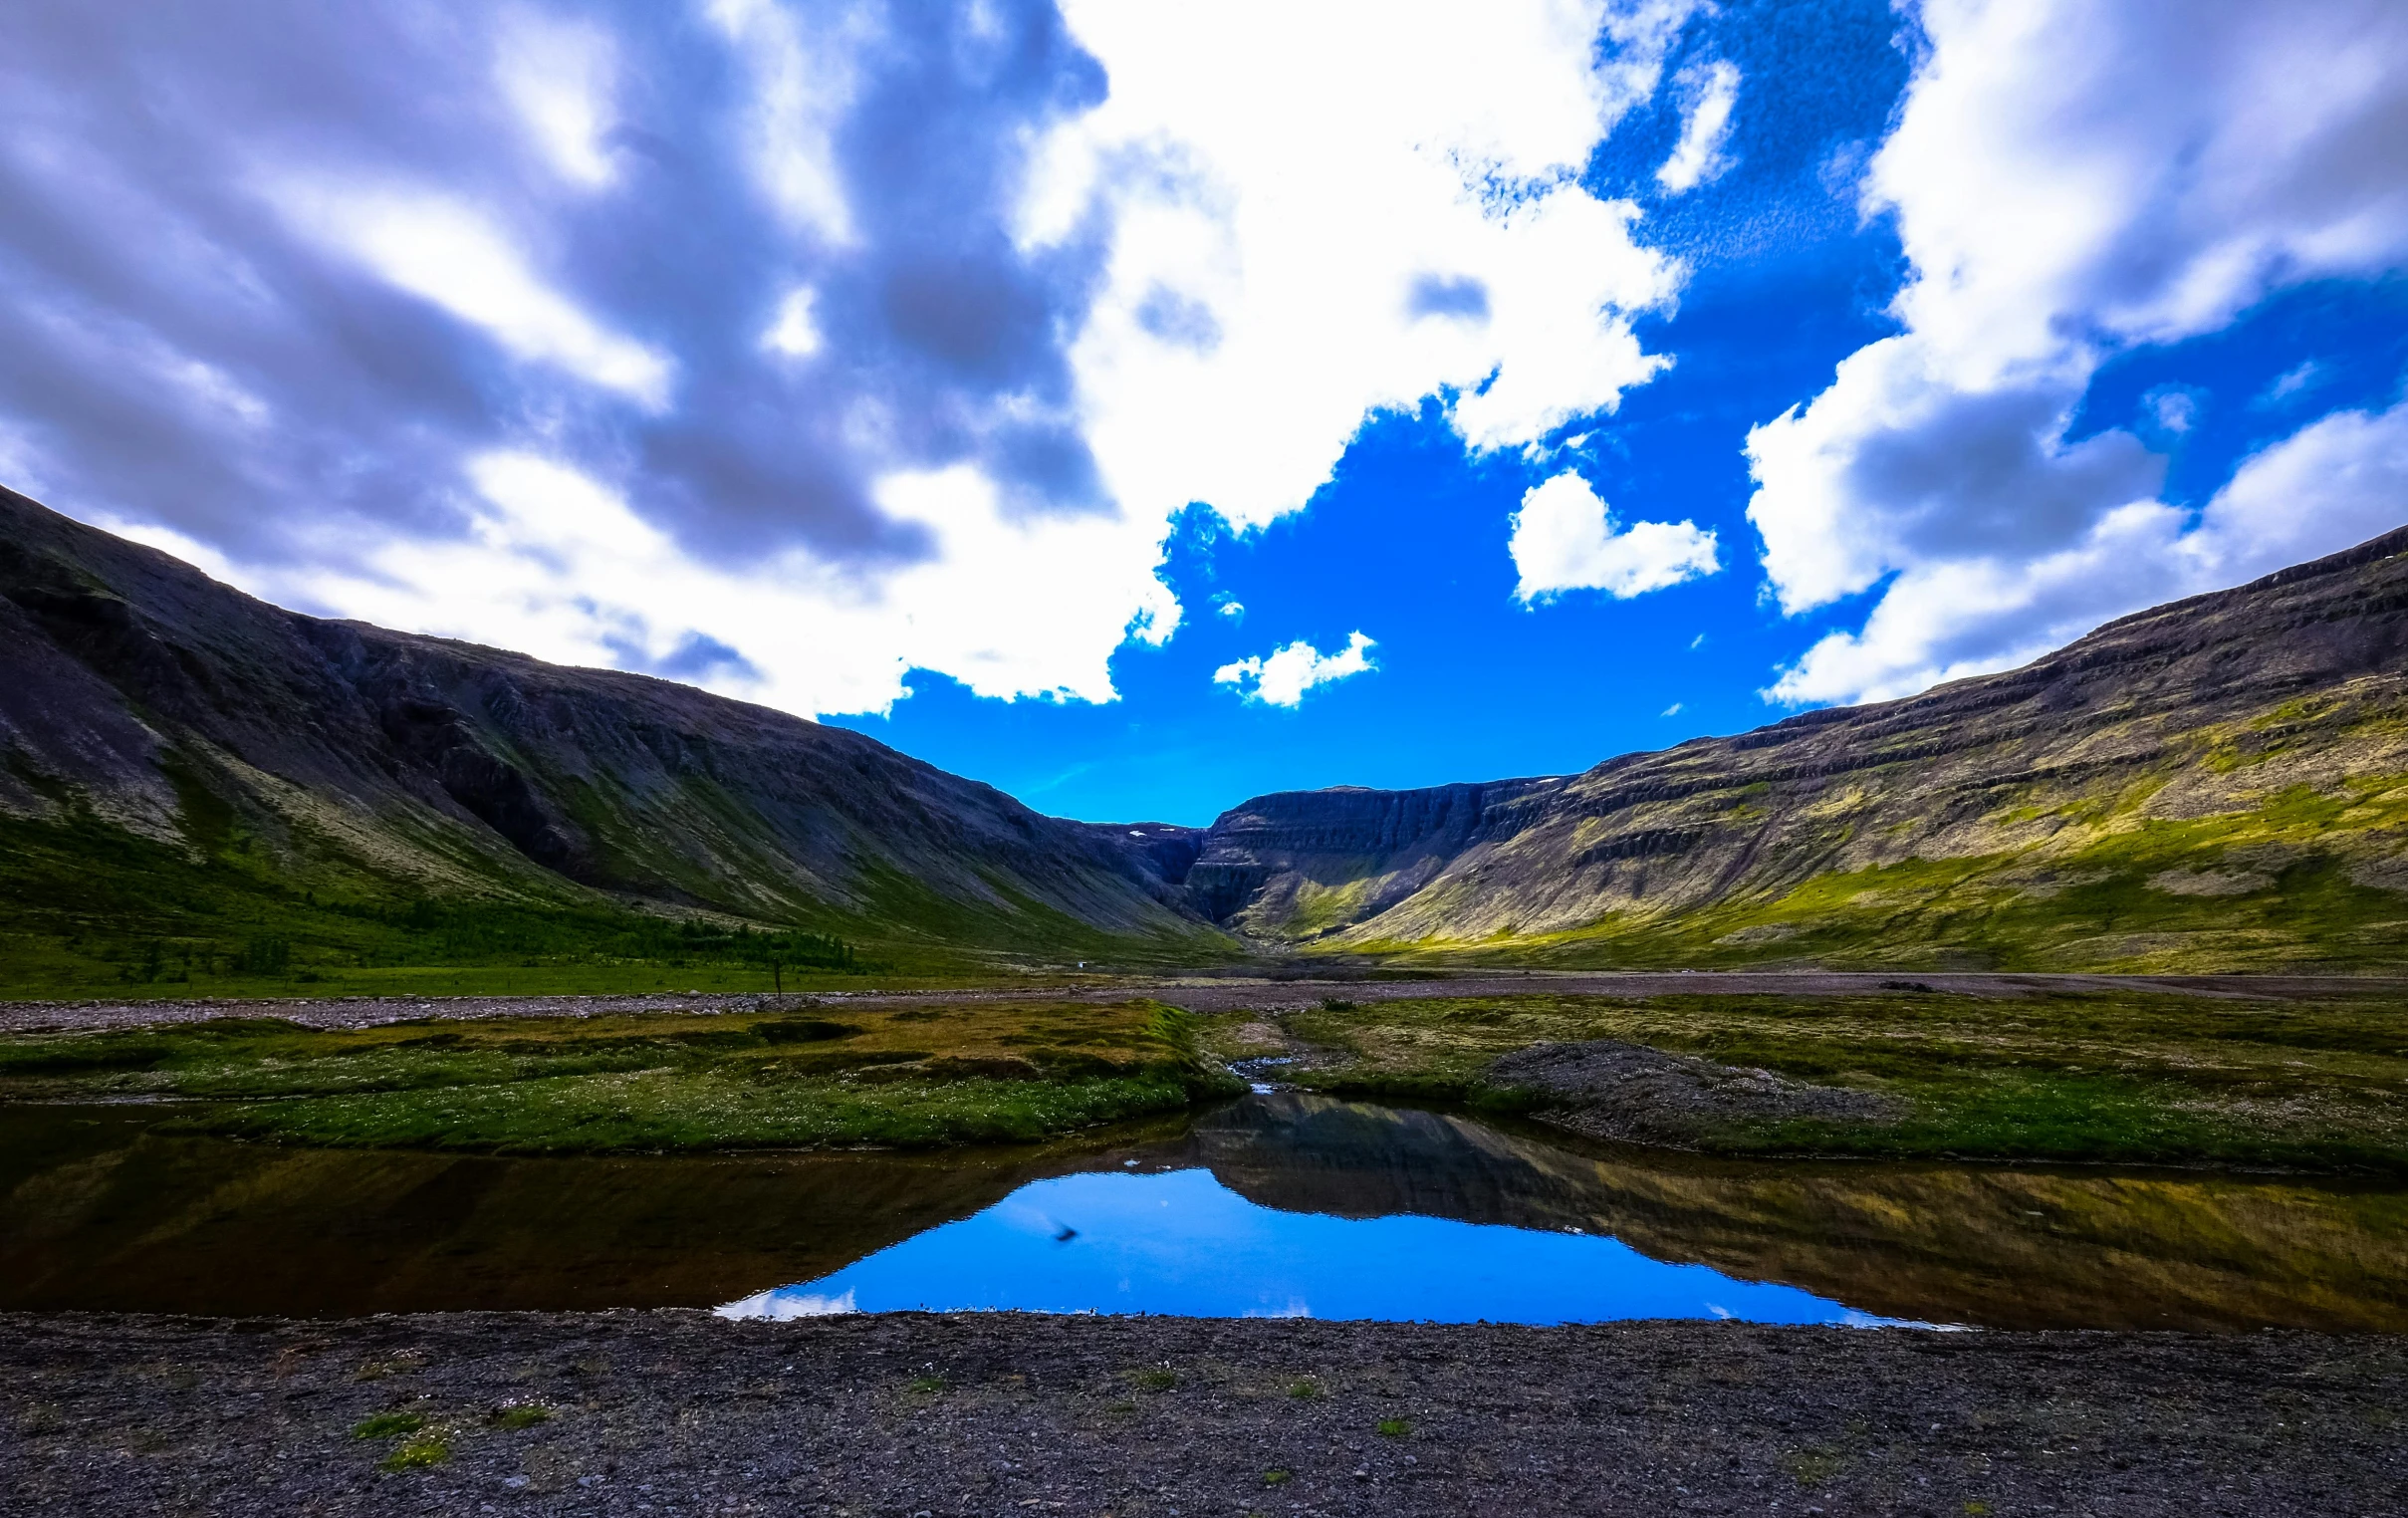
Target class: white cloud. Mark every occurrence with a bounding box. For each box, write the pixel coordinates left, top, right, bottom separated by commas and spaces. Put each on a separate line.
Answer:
2146, 387, 2198, 434
494, 10, 619, 188
1024, 0, 1693, 538
1661, 701, 1683, 716
2, 0, 1718, 728
2260, 360, 2327, 406
1768, 395, 2408, 705
247, 451, 1177, 717
1214, 632, 1377, 707
1655, 59, 1739, 194
1508, 471, 1720, 602
1747, 0, 2408, 705
277, 187, 674, 406
762, 286, 823, 359
704, 0, 863, 245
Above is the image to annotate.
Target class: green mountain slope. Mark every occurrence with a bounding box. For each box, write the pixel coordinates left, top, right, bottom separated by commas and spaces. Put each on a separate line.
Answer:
1190, 526, 2408, 971
0, 488, 1229, 992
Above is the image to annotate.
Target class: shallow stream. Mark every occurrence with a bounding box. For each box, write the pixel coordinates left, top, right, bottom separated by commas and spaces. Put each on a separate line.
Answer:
5, 1093, 2402, 1330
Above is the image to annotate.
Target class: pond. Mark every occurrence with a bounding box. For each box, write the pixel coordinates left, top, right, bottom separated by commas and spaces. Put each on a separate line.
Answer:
4, 1092, 2403, 1330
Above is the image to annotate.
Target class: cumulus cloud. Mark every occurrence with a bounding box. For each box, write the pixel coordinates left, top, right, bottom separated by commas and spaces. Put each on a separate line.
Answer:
1508, 471, 1720, 602
1748, 0, 2408, 706
1656, 59, 1740, 194
0, 0, 1708, 720
1021, 0, 1694, 533
1214, 632, 1378, 707
1769, 395, 2408, 705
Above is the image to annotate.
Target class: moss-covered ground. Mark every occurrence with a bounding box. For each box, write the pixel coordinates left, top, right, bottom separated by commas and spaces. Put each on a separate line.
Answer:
0, 999, 1242, 1151
1349, 772, 2408, 973
1240, 988, 2408, 1173
0, 805, 1221, 1001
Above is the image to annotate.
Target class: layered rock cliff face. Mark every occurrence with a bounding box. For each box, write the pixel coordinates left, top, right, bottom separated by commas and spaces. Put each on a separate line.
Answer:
1186, 526, 2408, 969
0, 487, 1222, 959
1181, 780, 1561, 936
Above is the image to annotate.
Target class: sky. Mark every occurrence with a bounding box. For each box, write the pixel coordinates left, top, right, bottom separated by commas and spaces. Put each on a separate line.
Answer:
3, 0, 2406, 826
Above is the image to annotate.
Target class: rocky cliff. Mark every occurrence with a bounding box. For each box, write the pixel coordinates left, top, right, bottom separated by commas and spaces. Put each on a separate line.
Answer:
1187, 525, 2408, 970
0, 487, 1225, 966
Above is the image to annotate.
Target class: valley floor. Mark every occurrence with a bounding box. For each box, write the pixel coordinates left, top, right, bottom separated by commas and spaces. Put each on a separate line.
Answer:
6, 969, 2403, 1035
4, 1311, 2403, 1517
5, 973, 2406, 1167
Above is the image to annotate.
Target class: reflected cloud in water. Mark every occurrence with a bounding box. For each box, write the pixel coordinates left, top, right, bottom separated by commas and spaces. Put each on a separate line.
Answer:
717, 1167, 1915, 1327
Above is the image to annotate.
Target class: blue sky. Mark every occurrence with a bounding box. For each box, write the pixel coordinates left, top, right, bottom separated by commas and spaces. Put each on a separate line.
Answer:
4, 1, 2406, 826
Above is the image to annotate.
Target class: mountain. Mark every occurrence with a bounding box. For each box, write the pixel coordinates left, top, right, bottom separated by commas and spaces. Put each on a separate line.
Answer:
0, 486, 1227, 979
10, 484, 2408, 984
1180, 526, 2408, 971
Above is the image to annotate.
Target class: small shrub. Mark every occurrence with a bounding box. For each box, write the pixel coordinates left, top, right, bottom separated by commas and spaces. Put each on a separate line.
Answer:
379, 1435, 448, 1472
1287, 1379, 1324, 1399
492, 1403, 552, 1430
905, 1375, 946, 1395
1262, 1469, 1292, 1486
1377, 1417, 1412, 1437
1129, 1366, 1177, 1392
351, 1411, 424, 1440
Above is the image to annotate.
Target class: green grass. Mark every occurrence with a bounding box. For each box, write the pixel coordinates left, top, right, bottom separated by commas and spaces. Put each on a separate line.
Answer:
1258, 989, 2408, 1172
1349, 770, 2408, 973
378, 1435, 448, 1472
0, 999, 1244, 1152
350, 1412, 424, 1440
0, 783, 1236, 1002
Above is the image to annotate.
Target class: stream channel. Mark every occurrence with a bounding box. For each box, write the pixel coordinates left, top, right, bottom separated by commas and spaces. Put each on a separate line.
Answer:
5, 1092, 2403, 1331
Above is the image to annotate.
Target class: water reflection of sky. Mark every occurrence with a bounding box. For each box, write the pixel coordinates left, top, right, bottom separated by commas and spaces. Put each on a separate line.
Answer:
719, 1167, 1909, 1327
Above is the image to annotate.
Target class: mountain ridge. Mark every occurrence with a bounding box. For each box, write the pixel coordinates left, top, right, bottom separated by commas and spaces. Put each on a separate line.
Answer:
0, 485, 1226, 979
7, 483, 2408, 982
1181, 522, 2408, 969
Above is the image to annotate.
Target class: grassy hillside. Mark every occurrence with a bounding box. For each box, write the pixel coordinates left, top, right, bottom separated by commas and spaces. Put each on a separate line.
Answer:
1192, 527, 2408, 971
0, 487, 1235, 997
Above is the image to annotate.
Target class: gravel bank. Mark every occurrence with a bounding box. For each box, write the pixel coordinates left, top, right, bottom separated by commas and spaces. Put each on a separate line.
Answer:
5, 971, 2402, 1036
1490, 1038, 1905, 1143
4, 1312, 2402, 1516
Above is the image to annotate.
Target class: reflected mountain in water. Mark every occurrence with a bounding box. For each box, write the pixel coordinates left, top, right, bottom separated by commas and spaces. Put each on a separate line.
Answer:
3, 1096, 2402, 1328
0, 1105, 1166, 1316
1189, 1095, 2408, 1332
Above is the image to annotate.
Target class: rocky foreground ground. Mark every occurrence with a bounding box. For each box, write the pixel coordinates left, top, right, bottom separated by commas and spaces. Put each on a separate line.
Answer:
3, 1312, 2402, 1517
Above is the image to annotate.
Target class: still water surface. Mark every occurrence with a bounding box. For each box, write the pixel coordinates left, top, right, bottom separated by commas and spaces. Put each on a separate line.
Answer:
4, 1092, 2402, 1330
721, 1167, 1910, 1326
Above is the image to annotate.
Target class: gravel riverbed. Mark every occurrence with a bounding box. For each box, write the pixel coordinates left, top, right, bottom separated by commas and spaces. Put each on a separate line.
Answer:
4, 1311, 2402, 1516
5, 971, 2400, 1036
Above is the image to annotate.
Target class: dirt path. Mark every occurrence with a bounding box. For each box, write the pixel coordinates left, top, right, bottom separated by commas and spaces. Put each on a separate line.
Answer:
4, 1311, 2401, 1516
5, 969, 2404, 1035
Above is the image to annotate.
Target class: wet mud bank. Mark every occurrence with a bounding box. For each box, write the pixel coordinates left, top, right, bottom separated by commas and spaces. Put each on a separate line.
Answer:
5, 1311, 2404, 1516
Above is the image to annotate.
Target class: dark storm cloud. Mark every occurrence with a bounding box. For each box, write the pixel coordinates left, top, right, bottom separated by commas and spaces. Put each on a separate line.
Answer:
1842, 381, 2166, 561
0, 0, 1113, 578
